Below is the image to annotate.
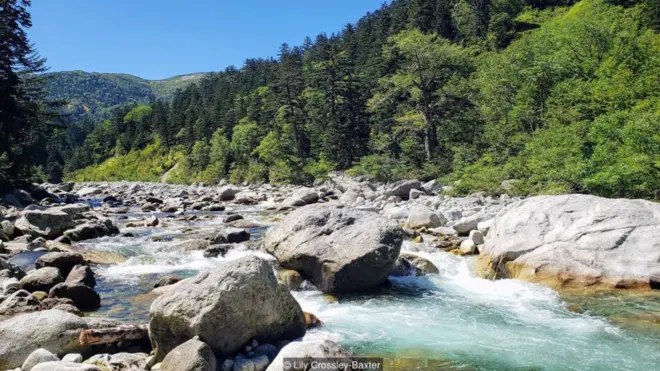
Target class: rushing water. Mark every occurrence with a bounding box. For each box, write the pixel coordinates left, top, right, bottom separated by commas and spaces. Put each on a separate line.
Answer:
81, 205, 660, 371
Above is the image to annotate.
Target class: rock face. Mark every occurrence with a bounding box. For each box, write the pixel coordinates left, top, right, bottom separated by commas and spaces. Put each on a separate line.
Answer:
149, 256, 306, 359
161, 338, 216, 371
477, 195, 660, 290
0, 310, 89, 370
14, 209, 75, 239
264, 204, 404, 293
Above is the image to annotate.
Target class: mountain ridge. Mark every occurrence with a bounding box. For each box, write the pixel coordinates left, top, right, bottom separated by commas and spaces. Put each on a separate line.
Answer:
45, 70, 209, 120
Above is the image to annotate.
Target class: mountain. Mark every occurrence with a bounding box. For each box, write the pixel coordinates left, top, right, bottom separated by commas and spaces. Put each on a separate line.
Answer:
45, 70, 208, 120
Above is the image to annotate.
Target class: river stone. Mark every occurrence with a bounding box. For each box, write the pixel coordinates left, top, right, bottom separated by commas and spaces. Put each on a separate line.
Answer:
32, 362, 102, 371
224, 214, 244, 223
218, 185, 240, 201
291, 188, 319, 204
266, 339, 353, 371
392, 253, 440, 276
49, 283, 100, 311
61, 354, 83, 363
469, 230, 485, 245
0, 310, 90, 369
63, 221, 119, 242
21, 348, 59, 371
478, 195, 660, 290
405, 207, 447, 229
452, 213, 486, 235
65, 265, 96, 288
149, 255, 306, 359
35, 252, 85, 278
203, 245, 231, 258
20, 267, 64, 292
14, 209, 75, 239
384, 180, 422, 200
264, 204, 404, 293
55, 204, 90, 219
153, 275, 182, 288
161, 338, 216, 371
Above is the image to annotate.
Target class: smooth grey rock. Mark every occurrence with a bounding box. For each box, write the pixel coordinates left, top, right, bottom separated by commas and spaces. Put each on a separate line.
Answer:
385, 180, 421, 200
31, 361, 102, 371
391, 253, 439, 277
0, 310, 89, 370
266, 339, 352, 371
469, 230, 485, 245
65, 265, 96, 288
428, 226, 458, 236
21, 348, 59, 371
409, 189, 426, 200
405, 207, 447, 229
20, 267, 63, 293
452, 213, 486, 235
14, 210, 75, 239
218, 185, 240, 201
421, 179, 441, 194
481, 195, 660, 289
161, 338, 216, 371
149, 256, 306, 359
54, 204, 90, 219
264, 204, 403, 293
459, 239, 477, 254
63, 221, 118, 242
61, 354, 83, 363
291, 188, 319, 204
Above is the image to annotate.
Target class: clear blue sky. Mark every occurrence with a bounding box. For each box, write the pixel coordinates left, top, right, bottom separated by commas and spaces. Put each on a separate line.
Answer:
28, 0, 390, 80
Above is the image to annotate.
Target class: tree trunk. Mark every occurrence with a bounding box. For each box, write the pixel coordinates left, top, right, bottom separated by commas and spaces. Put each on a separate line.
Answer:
423, 112, 435, 162
79, 324, 149, 346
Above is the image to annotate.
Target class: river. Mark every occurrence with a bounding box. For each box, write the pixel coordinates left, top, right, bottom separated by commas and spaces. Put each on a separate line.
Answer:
79, 203, 660, 371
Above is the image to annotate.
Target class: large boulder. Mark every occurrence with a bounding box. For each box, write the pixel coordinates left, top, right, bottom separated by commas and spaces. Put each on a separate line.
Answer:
0, 310, 90, 369
20, 267, 64, 293
149, 256, 306, 359
14, 209, 75, 239
477, 195, 660, 291
161, 338, 216, 371
264, 204, 404, 292
32, 362, 102, 371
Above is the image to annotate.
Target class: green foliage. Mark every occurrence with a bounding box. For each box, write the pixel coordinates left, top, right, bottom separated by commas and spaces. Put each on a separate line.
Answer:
67, 141, 183, 182
59, 0, 660, 200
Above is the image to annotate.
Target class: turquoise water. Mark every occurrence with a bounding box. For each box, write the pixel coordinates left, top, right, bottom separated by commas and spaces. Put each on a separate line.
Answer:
82, 207, 660, 371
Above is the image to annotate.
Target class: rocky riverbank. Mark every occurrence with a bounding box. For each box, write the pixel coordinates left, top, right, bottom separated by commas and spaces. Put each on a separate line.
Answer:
0, 174, 658, 370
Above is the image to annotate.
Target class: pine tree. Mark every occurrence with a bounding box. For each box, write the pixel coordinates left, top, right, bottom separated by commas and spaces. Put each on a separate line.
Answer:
0, 0, 51, 186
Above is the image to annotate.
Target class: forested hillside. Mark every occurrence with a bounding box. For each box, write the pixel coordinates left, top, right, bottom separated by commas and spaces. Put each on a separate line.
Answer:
45, 71, 207, 121
63, 0, 659, 198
